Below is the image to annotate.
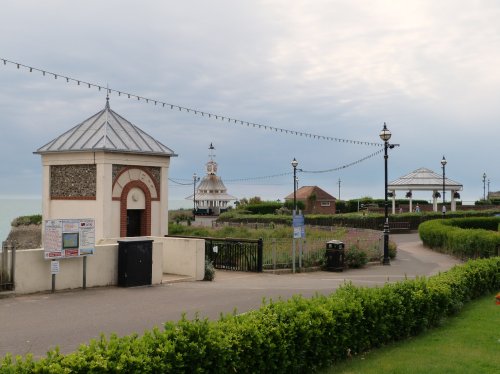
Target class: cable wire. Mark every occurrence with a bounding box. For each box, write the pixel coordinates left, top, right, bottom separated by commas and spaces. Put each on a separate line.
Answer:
1, 57, 383, 147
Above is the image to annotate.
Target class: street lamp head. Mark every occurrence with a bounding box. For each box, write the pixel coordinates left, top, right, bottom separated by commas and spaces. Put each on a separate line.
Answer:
441, 156, 447, 167
483, 172, 486, 180
291, 158, 298, 168
379, 122, 391, 142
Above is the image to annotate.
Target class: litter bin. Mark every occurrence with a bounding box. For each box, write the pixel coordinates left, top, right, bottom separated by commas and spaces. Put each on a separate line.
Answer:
117, 238, 153, 287
325, 240, 344, 272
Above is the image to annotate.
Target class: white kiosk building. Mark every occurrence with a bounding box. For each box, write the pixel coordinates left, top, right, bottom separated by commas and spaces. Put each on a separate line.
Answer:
35, 98, 177, 242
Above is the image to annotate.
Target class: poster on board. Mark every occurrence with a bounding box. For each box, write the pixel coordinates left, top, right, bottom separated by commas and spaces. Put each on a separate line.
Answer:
44, 219, 95, 259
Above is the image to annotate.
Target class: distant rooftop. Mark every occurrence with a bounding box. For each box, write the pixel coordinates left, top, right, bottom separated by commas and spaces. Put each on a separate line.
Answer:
284, 186, 336, 200
35, 98, 176, 157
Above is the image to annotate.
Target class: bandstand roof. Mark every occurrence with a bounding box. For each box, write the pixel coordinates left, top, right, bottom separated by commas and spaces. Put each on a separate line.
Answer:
35, 98, 176, 157
186, 175, 237, 202
388, 168, 463, 191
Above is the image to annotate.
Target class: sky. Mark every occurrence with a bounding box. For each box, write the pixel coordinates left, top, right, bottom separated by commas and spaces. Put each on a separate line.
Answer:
0, 0, 499, 207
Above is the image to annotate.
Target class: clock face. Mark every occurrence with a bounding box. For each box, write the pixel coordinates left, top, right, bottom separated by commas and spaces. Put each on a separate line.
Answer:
206, 161, 217, 174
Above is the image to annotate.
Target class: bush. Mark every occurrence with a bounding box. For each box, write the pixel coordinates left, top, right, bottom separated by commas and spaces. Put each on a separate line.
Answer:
283, 200, 305, 211
419, 217, 500, 258
2, 258, 499, 372
218, 209, 500, 231
11, 214, 42, 227
345, 245, 368, 268
244, 202, 283, 215
388, 240, 397, 259
203, 259, 215, 281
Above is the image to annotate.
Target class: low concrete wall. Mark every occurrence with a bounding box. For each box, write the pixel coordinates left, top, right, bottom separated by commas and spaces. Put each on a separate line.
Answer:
12, 237, 203, 294
14, 243, 120, 294
157, 237, 205, 281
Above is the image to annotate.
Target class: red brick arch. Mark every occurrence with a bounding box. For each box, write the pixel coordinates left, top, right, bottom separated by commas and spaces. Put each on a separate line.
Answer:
112, 166, 160, 201
120, 180, 152, 237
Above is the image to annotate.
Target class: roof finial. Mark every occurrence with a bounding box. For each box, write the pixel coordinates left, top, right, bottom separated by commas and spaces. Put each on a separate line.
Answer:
209, 143, 215, 161
105, 84, 110, 109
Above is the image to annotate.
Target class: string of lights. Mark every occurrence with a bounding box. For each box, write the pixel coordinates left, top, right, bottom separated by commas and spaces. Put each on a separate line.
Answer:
1, 57, 383, 147
168, 178, 194, 185
301, 149, 384, 174
170, 148, 383, 185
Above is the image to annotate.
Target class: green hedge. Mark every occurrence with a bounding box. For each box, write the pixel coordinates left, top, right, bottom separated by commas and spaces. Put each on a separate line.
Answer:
218, 210, 500, 231
419, 217, 500, 258
2, 258, 499, 373
244, 202, 283, 215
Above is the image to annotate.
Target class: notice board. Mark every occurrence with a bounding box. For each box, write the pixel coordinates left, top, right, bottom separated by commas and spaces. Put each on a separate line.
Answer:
44, 219, 95, 259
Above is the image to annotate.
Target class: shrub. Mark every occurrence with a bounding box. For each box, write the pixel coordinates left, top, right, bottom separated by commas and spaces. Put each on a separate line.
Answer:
2, 258, 499, 372
345, 245, 368, 268
388, 240, 397, 259
419, 217, 500, 258
283, 200, 305, 211
244, 202, 283, 215
203, 259, 215, 281
11, 214, 42, 227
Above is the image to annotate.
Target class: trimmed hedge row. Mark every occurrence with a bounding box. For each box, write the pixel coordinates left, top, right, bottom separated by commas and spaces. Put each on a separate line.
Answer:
419, 217, 500, 258
2, 258, 499, 373
243, 202, 283, 215
218, 210, 500, 231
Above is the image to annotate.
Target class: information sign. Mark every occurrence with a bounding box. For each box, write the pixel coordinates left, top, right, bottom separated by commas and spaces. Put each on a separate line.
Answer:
50, 260, 60, 274
44, 219, 95, 259
292, 213, 306, 238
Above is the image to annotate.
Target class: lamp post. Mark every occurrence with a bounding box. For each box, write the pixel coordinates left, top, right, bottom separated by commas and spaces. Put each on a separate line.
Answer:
193, 172, 200, 217
441, 156, 447, 217
379, 123, 392, 265
338, 178, 341, 200
292, 158, 298, 213
488, 179, 490, 199
482, 173, 487, 201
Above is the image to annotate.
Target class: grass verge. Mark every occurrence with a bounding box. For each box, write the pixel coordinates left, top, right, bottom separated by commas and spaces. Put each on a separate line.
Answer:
322, 291, 500, 374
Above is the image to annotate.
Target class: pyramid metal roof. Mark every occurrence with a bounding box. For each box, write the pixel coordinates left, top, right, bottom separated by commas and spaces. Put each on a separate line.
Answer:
35, 99, 176, 157
388, 168, 462, 191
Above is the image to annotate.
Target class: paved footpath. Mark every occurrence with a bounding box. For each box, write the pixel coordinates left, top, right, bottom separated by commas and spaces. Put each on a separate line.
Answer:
0, 233, 461, 359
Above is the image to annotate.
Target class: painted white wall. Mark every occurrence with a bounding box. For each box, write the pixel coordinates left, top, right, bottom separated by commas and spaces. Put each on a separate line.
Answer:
13, 237, 203, 294
40, 152, 171, 242
15, 244, 119, 294
158, 237, 205, 280
151, 201, 161, 236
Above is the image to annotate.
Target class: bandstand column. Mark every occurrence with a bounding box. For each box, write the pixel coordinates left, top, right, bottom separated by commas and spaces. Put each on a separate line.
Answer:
391, 190, 396, 214
432, 190, 438, 212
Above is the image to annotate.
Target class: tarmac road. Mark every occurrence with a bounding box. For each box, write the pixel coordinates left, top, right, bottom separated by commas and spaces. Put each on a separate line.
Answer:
0, 233, 461, 359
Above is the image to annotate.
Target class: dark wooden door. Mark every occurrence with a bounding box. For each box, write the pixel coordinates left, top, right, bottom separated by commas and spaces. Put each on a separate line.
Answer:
127, 210, 142, 237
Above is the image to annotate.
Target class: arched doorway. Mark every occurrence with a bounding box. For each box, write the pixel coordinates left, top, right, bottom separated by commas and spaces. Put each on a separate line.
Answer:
120, 181, 152, 237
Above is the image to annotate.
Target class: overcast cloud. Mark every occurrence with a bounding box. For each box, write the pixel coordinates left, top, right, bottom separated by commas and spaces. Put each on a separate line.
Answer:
1, 0, 499, 204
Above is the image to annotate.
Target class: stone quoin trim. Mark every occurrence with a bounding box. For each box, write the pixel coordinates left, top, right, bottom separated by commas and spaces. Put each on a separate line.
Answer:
120, 180, 152, 237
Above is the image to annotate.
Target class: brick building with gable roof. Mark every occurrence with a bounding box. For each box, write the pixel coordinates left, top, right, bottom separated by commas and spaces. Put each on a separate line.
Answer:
284, 186, 337, 214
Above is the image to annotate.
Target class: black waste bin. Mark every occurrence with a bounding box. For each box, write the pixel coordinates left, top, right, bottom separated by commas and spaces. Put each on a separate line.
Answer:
117, 238, 153, 287
325, 240, 344, 272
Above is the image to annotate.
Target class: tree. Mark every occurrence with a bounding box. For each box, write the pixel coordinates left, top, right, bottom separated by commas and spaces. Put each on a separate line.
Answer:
248, 196, 262, 204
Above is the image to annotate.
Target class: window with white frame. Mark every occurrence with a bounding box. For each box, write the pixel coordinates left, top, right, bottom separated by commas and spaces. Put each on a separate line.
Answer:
320, 201, 331, 207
